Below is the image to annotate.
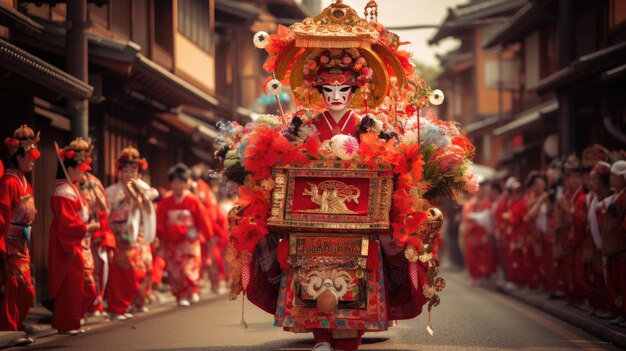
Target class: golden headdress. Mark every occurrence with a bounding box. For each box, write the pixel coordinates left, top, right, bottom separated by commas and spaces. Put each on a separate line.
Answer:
4, 125, 41, 160
257, 0, 413, 110
59, 137, 94, 172
115, 146, 148, 170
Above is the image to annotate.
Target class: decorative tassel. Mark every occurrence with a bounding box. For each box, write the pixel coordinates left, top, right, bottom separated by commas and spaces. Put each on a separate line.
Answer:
409, 260, 419, 290
426, 310, 434, 336
240, 292, 248, 330
241, 262, 251, 291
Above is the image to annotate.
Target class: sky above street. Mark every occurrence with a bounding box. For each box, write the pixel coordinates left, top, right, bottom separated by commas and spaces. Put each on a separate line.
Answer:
320, 0, 467, 68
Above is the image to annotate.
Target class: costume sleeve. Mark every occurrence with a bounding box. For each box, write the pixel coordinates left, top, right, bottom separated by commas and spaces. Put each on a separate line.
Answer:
0, 178, 19, 237
156, 200, 168, 241
193, 199, 213, 243
51, 195, 88, 254
97, 210, 116, 249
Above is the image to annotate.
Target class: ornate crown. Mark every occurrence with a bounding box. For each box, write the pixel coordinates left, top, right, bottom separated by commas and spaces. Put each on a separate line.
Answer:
116, 146, 148, 170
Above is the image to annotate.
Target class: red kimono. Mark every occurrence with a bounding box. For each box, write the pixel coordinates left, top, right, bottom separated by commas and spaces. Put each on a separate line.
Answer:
79, 173, 115, 314
49, 180, 96, 331
156, 191, 211, 300
601, 189, 626, 315
194, 179, 221, 288
312, 110, 360, 142
508, 197, 529, 286
463, 198, 496, 280
0, 170, 36, 330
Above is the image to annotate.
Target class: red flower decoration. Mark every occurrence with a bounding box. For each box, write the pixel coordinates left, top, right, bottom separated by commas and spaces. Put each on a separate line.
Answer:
230, 218, 269, 252
451, 135, 475, 158
65, 150, 76, 159
87, 157, 93, 164
138, 160, 148, 170
357, 132, 398, 169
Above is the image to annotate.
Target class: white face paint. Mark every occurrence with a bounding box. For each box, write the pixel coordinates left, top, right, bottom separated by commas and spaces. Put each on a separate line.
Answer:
321, 84, 353, 113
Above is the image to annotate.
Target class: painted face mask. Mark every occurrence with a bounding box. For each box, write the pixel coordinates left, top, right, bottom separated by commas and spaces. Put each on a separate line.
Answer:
321, 84, 353, 112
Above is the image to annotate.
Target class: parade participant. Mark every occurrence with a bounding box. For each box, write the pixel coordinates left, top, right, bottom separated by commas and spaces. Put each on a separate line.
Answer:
156, 164, 212, 306
507, 179, 528, 288
48, 138, 99, 334
133, 168, 158, 313
105, 146, 157, 320
522, 172, 549, 291
586, 161, 613, 319
494, 178, 518, 288
0, 125, 40, 332
190, 167, 219, 293
217, 2, 478, 350
560, 156, 586, 304
602, 160, 626, 326
464, 183, 497, 282
79, 172, 115, 318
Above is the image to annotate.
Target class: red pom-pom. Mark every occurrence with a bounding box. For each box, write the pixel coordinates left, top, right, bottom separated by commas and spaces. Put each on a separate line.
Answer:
4, 138, 19, 147
78, 162, 92, 172
87, 157, 93, 164
27, 148, 41, 160
65, 150, 76, 159
139, 160, 148, 170
115, 161, 123, 169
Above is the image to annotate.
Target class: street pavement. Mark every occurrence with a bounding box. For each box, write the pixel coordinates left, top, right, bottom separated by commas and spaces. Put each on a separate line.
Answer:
10, 270, 622, 351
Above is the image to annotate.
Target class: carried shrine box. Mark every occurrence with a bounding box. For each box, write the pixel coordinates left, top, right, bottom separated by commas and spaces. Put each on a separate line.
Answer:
267, 161, 394, 233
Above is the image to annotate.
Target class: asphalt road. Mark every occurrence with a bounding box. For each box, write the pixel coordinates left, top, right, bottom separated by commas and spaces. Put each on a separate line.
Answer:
13, 270, 622, 351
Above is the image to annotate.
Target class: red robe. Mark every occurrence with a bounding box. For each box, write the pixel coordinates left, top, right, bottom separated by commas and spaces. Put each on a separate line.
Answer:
602, 189, 626, 314
195, 178, 226, 288
508, 197, 529, 286
312, 110, 360, 142
463, 198, 496, 280
79, 173, 115, 314
49, 180, 95, 331
0, 170, 36, 330
156, 192, 211, 300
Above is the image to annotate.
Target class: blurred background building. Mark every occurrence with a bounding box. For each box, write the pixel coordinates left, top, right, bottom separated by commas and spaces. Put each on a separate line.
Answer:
432, 0, 626, 179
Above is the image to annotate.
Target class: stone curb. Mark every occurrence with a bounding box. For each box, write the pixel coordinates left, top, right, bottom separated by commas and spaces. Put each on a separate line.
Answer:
495, 286, 626, 349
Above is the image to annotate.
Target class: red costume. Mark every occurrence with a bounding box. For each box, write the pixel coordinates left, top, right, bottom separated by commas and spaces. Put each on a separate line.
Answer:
602, 189, 626, 315
48, 180, 96, 331
463, 198, 496, 280
79, 173, 116, 314
312, 111, 360, 142
508, 197, 529, 286
0, 125, 40, 331
156, 191, 211, 300
0, 170, 36, 330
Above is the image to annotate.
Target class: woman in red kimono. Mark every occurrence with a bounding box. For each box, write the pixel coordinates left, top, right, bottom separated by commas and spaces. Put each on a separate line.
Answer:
560, 156, 586, 304
157, 164, 211, 306
49, 138, 99, 334
463, 184, 496, 282
602, 160, 626, 326
105, 146, 157, 320
521, 172, 550, 291
79, 172, 115, 318
586, 161, 613, 319
0, 125, 40, 333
